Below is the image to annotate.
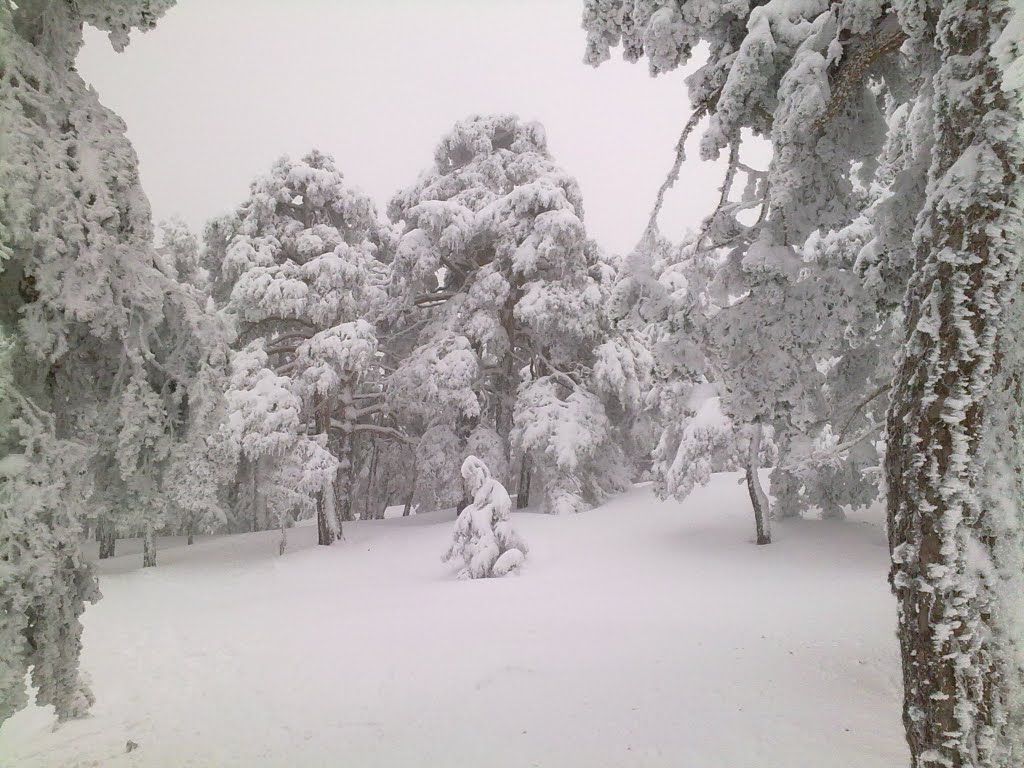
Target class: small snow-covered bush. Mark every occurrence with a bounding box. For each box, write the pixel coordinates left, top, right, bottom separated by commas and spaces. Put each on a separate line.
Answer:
443, 456, 528, 579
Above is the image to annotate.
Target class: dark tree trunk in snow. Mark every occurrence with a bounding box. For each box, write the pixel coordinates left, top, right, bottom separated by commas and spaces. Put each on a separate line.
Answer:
314, 394, 340, 546
745, 423, 771, 545
335, 433, 355, 524
98, 517, 116, 559
142, 526, 156, 568
364, 440, 379, 521
402, 486, 414, 517
516, 454, 532, 510
886, 3, 1024, 764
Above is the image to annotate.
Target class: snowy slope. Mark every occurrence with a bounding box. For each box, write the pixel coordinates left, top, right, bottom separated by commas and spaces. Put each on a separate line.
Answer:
0, 474, 907, 767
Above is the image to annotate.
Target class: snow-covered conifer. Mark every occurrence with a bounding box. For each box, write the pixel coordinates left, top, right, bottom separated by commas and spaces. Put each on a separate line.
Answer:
443, 456, 528, 579
0, 0, 179, 723
584, 0, 1024, 757
389, 115, 629, 513
216, 151, 391, 545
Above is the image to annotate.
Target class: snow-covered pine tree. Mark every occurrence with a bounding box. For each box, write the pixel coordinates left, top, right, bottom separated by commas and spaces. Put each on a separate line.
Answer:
216, 151, 394, 545
157, 217, 210, 292
583, 0, 1024, 759
0, 0, 188, 723
443, 456, 528, 579
388, 114, 630, 514
583, 2, 908, 540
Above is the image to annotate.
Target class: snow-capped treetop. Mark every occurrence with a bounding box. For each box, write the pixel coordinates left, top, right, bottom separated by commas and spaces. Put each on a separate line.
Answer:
461, 454, 502, 504
389, 115, 630, 515
222, 151, 386, 332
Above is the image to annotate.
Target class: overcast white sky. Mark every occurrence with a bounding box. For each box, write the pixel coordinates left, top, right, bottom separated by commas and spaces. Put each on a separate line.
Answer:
77, 0, 734, 255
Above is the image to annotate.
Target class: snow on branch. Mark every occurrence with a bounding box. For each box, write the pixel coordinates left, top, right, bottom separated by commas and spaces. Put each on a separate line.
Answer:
814, 15, 906, 131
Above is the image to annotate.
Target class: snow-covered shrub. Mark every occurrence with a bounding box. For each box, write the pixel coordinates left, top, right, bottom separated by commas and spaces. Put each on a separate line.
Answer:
443, 456, 528, 579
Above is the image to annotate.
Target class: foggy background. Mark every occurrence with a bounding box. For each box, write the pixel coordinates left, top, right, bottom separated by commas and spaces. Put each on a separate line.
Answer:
77, 0, 734, 255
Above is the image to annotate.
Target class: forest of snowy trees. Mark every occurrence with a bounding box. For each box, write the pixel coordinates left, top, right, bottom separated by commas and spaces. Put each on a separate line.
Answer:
1, 1, 1023, 766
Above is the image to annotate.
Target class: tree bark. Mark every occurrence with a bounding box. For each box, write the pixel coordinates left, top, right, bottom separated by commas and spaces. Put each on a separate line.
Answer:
98, 516, 116, 559
314, 393, 340, 546
278, 512, 288, 556
516, 454, 532, 510
335, 432, 355, 525
363, 440, 379, 521
142, 525, 156, 568
885, 3, 1024, 764
745, 423, 771, 545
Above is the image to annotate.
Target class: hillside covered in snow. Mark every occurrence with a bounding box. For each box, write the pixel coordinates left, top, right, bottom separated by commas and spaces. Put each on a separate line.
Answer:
1, 475, 906, 768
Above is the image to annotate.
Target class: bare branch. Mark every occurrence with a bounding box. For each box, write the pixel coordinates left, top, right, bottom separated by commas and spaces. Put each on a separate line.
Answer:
837, 382, 892, 441
644, 89, 718, 238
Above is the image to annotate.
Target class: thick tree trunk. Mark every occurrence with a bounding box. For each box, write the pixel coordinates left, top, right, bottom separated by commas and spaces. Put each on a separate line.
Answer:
494, 350, 516, 462
745, 423, 771, 545
402, 485, 415, 517
142, 525, 156, 568
885, 3, 1024, 764
186, 514, 195, 546
98, 517, 116, 559
314, 394, 340, 546
335, 433, 355, 524
516, 454, 532, 510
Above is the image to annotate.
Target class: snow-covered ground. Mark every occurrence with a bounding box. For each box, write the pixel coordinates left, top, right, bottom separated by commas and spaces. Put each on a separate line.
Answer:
0, 474, 907, 767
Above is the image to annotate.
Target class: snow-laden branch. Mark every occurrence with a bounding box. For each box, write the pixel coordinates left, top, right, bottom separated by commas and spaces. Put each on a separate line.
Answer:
350, 423, 412, 442
837, 383, 891, 441
779, 421, 883, 475
814, 14, 907, 131
414, 290, 457, 307
645, 88, 718, 238
350, 402, 389, 419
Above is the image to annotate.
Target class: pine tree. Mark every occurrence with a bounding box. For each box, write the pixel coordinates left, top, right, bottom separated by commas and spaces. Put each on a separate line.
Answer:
582, 0, 1024, 759
0, 0, 179, 724
584, 1, 907, 538
215, 151, 393, 545
443, 456, 528, 579
389, 114, 630, 513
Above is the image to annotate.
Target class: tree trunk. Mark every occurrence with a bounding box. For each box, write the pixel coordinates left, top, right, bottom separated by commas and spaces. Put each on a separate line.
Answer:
314, 394, 340, 546
98, 517, 116, 559
254, 456, 270, 532
516, 454, 532, 510
278, 512, 288, 556
142, 525, 156, 568
402, 485, 415, 517
335, 432, 355, 525
186, 514, 195, 546
494, 349, 516, 463
364, 440, 379, 521
745, 423, 771, 545
886, 3, 1024, 764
